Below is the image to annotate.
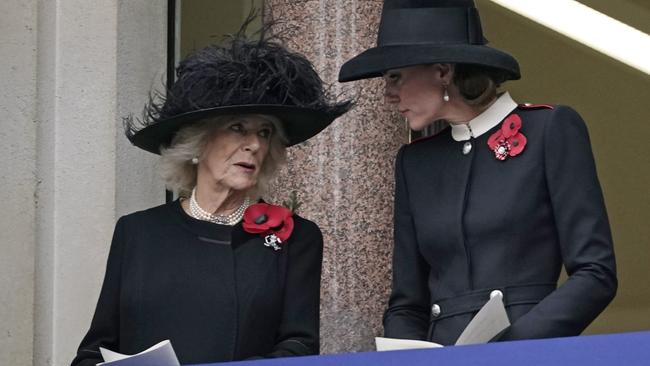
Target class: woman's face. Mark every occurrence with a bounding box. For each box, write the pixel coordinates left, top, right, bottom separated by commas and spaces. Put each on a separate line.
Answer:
197, 115, 275, 192
383, 64, 450, 131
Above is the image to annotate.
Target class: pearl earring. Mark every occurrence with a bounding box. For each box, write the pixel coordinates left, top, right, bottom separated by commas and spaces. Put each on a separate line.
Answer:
443, 84, 450, 102
191, 157, 199, 164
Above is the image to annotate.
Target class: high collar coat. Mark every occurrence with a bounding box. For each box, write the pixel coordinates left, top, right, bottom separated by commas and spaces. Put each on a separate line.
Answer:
384, 104, 617, 345
71, 201, 323, 365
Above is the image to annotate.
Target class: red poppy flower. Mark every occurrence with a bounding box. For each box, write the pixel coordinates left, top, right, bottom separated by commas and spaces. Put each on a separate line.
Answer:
243, 203, 294, 242
508, 132, 527, 156
488, 114, 527, 160
487, 129, 504, 150
501, 114, 522, 138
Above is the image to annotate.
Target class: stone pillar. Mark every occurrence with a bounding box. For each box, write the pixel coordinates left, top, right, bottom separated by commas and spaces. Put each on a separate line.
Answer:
266, 0, 408, 353
0, 1, 168, 365
33, 2, 119, 365
116, 0, 167, 217
0, 1, 38, 365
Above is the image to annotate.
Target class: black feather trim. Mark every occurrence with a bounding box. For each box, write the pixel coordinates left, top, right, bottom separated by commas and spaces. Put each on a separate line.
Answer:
125, 8, 352, 142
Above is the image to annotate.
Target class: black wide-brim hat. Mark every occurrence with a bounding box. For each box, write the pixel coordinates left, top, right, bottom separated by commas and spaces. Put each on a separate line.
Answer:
338, 0, 520, 82
126, 23, 352, 155
130, 105, 343, 154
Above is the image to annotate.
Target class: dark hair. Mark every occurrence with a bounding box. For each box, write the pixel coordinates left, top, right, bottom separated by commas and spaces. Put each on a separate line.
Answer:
452, 64, 510, 106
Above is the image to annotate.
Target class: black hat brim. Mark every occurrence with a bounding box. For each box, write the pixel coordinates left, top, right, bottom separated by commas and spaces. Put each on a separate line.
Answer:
338, 44, 520, 82
130, 105, 345, 154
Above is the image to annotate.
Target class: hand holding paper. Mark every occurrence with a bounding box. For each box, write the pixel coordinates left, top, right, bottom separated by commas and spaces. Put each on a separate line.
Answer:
97, 340, 180, 366
376, 292, 510, 351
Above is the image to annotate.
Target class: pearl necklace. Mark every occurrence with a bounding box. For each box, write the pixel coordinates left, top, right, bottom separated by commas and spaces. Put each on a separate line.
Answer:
188, 188, 251, 226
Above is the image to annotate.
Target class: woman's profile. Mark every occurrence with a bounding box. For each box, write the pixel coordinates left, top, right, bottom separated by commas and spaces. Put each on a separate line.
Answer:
339, 0, 617, 345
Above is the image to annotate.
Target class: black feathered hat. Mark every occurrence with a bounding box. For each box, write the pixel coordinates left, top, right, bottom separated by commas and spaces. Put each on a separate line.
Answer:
126, 21, 352, 154
338, 0, 520, 82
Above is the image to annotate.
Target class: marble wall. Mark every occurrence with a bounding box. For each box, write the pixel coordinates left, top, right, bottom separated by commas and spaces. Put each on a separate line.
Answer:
266, 0, 408, 354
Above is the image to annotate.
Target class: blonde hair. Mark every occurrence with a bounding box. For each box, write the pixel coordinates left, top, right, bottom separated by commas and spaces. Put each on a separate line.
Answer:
159, 115, 287, 198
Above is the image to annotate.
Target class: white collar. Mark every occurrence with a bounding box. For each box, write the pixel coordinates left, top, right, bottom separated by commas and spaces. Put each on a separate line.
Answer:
450, 92, 518, 141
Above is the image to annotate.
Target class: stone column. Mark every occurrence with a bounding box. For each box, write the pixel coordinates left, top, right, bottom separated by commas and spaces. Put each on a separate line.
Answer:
266, 0, 408, 353
0, 1, 38, 365
33, 2, 119, 364
20, 1, 167, 365
115, 0, 167, 217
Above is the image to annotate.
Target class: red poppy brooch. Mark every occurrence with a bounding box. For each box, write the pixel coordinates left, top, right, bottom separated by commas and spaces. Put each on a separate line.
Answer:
487, 114, 527, 160
242, 203, 294, 251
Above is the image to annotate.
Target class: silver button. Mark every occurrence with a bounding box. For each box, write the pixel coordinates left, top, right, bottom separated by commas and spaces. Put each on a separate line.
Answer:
490, 290, 504, 299
431, 304, 441, 317
462, 141, 472, 155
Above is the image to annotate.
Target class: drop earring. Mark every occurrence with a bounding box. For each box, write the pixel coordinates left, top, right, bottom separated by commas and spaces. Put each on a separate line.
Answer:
405, 118, 413, 143
191, 157, 199, 164
443, 84, 450, 102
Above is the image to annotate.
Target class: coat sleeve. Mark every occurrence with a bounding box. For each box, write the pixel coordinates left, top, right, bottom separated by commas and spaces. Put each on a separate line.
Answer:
70, 217, 126, 366
498, 106, 617, 341
263, 218, 324, 358
383, 146, 431, 340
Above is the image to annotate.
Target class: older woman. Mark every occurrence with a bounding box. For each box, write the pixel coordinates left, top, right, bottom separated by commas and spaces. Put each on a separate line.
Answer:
339, 0, 616, 345
71, 27, 351, 365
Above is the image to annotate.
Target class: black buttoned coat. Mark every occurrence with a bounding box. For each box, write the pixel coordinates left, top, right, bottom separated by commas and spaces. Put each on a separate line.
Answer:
384, 104, 617, 345
71, 200, 323, 365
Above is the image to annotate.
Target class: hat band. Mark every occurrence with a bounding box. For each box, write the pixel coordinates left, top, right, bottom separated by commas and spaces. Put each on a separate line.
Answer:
377, 7, 485, 46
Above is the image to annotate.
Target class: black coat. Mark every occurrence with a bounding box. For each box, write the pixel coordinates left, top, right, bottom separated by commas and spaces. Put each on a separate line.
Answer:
71, 200, 323, 365
384, 104, 617, 345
